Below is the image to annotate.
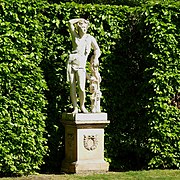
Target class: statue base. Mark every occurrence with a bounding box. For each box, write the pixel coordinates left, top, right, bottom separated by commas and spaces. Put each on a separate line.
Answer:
61, 113, 110, 174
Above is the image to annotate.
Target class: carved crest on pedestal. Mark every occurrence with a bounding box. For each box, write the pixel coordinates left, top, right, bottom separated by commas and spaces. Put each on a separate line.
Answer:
83, 135, 98, 151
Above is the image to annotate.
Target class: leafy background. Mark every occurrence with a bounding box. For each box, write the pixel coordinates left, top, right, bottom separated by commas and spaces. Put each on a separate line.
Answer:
0, 0, 48, 175
0, 0, 179, 176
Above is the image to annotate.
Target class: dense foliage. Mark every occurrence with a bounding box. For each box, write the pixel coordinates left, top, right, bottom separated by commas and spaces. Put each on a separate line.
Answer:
0, 0, 48, 176
40, 1, 179, 171
142, 2, 180, 169
103, 1, 180, 170
48, 0, 142, 6
0, 0, 179, 175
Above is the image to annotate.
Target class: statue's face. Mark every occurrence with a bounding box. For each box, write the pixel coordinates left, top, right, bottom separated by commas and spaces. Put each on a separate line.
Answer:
77, 20, 89, 34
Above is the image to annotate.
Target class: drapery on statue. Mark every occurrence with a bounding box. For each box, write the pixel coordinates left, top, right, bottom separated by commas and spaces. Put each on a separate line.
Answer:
67, 18, 102, 113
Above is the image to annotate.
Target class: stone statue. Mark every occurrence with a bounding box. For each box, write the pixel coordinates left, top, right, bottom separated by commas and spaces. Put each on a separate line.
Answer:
67, 18, 101, 113
89, 55, 102, 113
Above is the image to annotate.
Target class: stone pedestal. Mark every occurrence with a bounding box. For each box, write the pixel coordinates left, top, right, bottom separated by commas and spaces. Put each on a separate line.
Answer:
61, 113, 110, 173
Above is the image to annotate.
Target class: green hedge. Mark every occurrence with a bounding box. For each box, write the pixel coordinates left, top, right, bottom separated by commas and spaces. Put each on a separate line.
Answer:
0, 0, 179, 175
142, 1, 180, 169
40, 1, 180, 171
39, 2, 135, 172
48, 0, 143, 6
103, 1, 180, 170
0, 0, 48, 176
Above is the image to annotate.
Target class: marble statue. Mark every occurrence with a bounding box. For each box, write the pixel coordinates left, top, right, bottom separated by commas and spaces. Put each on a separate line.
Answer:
89, 55, 102, 113
67, 18, 101, 113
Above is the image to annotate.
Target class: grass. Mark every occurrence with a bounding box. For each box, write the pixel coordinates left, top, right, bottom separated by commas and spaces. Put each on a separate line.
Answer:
1, 170, 180, 180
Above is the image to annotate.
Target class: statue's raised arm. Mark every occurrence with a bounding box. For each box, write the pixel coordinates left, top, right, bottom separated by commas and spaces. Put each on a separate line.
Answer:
68, 18, 88, 35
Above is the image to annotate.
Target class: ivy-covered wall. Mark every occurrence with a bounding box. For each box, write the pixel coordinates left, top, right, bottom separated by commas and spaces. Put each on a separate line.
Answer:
0, 0, 179, 175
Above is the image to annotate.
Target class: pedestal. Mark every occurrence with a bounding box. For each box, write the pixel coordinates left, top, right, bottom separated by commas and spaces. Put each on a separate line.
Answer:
61, 113, 110, 173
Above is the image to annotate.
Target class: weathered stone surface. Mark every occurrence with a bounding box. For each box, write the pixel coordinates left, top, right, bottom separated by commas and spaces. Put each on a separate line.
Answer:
62, 112, 107, 121
67, 18, 102, 113
61, 113, 109, 173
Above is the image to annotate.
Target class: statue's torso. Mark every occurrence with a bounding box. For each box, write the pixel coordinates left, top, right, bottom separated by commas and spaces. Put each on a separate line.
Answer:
72, 34, 91, 56
69, 34, 92, 69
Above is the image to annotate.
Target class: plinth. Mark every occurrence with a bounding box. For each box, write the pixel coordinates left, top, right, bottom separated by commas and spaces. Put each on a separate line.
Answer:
61, 113, 110, 173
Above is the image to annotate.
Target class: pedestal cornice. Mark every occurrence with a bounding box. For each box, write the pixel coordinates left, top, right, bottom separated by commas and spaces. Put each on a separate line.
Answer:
61, 112, 110, 128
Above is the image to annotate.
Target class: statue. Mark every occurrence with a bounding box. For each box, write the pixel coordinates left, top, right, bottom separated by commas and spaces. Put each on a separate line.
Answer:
89, 55, 102, 113
67, 18, 101, 113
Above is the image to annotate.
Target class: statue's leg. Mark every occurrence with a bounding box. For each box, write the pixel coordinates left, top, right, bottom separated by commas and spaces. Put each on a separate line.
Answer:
69, 68, 78, 113
77, 69, 88, 113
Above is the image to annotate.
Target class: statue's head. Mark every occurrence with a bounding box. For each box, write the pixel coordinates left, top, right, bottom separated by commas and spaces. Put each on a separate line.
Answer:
77, 19, 89, 35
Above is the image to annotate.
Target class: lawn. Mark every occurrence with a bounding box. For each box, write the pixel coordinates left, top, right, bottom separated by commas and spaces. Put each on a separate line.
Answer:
1, 170, 180, 180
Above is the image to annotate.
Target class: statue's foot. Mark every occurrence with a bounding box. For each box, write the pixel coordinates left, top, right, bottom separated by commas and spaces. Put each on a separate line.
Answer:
72, 107, 78, 114
81, 106, 88, 113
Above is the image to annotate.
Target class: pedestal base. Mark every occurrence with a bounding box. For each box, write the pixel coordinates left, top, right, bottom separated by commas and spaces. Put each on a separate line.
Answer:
62, 160, 109, 174
61, 113, 110, 174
